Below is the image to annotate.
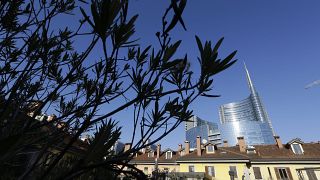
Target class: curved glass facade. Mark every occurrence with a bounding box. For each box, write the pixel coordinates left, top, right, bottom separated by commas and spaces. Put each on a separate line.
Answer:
219, 64, 275, 146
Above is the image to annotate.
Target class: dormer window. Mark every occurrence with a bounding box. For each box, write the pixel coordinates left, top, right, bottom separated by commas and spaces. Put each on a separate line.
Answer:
291, 143, 303, 155
204, 143, 215, 154
287, 138, 304, 155
207, 145, 214, 153
166, 151, 172, 159
180, 150, 185, 156
148, 151, 154, 157
246, 145, 256, 154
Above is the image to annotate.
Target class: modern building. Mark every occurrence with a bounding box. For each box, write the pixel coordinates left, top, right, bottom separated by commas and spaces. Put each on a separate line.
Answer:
131, 136, 320, 180
219, 64, 275, 146
185, 116, 222, 148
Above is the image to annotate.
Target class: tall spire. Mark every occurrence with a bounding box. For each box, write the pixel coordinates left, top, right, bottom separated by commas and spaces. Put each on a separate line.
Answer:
243, 62, 257, 94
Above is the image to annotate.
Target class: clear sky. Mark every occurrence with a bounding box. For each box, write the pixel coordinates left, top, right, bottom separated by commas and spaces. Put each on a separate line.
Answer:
110, 0, 320, 149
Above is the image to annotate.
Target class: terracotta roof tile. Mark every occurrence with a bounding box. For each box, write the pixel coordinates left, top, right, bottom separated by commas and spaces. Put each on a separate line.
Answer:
131, 142, 320, 163
131, 150, 180, 163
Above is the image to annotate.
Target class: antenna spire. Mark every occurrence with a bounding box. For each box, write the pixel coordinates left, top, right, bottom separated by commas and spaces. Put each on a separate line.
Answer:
243, 62, 256, 94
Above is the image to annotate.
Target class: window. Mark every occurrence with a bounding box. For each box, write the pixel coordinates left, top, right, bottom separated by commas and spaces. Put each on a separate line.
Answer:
275, 167, 293, 180
164, 167, 169, 173
296, 170, 304, 180
229, 166, 238, 178
206, 166, 215, 177
147, 151, 154, 157
207, 145, 214, 153
253, 167, 262, 179
144, 167, 148, 174
278, 168, 289, 179
165, 151, 172, 159
291, 144, 303, 154
180, 151, 185, 156
189, 165, 195, 172
306, 169, 317, 180
247, 149, 256, 154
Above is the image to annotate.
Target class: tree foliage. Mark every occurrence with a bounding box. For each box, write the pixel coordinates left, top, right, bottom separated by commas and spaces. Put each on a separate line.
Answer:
0, 0, 237, 179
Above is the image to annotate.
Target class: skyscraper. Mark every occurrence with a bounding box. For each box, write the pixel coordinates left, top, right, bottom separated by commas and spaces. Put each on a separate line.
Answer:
219, 63, 275, 146
185, 116, 222, 148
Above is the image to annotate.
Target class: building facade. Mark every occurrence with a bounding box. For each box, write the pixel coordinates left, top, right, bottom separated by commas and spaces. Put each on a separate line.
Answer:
186, 116, 222, 148
130, 136, 320, 180
219, 64, 275, 146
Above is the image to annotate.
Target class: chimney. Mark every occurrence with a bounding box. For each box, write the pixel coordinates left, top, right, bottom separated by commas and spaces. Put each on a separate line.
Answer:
274, 136, 283, 149
124, 143, 131, 152
178, 144, 182, 154
237, 137, 246, 153
196, 136, 201, 156
223, 140, 229, 147
156, 144, 161, 159
185, 141, 190, 155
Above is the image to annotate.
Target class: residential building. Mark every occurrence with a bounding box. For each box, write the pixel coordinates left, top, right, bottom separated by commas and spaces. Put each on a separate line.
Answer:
130, 144, 180, 178
219, 63, 275, 146
186, 116, 222, 148
130, 136, 320, 180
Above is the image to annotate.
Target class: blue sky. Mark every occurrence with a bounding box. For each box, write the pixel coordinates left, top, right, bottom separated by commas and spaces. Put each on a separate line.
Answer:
110, 0, 320, 149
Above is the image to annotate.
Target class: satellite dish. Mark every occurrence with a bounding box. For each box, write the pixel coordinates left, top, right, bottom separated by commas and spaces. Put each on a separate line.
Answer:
202, 139, 207, 144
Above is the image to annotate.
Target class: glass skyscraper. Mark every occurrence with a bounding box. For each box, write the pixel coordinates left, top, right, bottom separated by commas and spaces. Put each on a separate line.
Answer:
219, 64, 275, 146
185, 116, 222, 148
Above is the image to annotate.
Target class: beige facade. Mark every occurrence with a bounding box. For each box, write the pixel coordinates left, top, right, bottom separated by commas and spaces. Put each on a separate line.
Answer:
130, 137, 320, 179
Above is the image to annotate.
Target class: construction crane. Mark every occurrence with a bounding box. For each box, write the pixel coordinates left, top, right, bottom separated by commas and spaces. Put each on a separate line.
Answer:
305, 80, 320, 89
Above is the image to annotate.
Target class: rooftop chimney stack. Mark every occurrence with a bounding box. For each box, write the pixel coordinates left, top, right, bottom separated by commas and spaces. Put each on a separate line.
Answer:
223, 140, 229, 147
274, 136, 283, 149
237, 137, 246, 153
178, 144, 182, 155
185, 141, 190, 155
156, 144, 161, 159
196, 136, 201, 156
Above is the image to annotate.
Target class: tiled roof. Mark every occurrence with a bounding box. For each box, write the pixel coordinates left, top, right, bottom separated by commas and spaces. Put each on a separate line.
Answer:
287, 138, 304, 145
130, 142, 320, 164
177, 143, 320, 162
177, 147, 249, 162
131, 150, 180, 163
250, 143, 320, 161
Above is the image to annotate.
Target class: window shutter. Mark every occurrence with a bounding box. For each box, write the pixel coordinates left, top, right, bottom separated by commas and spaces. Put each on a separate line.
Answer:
205, 166, 208, 175
274, 168, 280, 180
306, 169, 317, 180
286, 168, 293, 180
253, 167, 262, 179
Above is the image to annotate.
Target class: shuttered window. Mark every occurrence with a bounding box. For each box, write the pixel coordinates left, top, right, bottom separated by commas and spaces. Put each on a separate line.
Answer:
274, 167, 293, 180
253, 167, 262, 179
306, 169, 318, 180
229, 166, 238, 178
143, 167, 148, 174
205, 166, 215, 177
189, 165, 194, 172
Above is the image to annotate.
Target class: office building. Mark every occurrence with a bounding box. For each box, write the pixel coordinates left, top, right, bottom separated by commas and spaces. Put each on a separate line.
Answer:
185, 116, 222, 148
219, 64, 275, 146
